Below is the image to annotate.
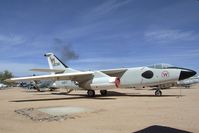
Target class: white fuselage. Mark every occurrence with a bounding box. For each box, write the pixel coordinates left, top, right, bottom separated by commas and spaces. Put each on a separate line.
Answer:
51, 66, 181, 90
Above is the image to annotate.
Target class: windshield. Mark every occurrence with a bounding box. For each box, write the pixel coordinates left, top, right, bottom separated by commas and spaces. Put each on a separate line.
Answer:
147, 63, 173, 69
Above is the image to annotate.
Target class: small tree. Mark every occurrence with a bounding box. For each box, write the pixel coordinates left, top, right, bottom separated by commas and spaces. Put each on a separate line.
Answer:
0, 70, 14, 86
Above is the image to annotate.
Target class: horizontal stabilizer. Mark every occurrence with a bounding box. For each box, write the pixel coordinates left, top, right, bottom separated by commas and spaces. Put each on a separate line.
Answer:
30, 68, 65, 73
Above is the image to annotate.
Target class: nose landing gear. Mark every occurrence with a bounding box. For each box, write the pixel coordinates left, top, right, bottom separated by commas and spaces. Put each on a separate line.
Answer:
155, 89, 162, 96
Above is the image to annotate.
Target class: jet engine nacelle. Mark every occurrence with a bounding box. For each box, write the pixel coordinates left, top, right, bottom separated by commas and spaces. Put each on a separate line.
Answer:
81, 77, 120, 90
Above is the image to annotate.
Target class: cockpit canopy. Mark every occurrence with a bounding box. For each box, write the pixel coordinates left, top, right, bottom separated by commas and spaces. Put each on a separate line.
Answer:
147, 63, 173, 69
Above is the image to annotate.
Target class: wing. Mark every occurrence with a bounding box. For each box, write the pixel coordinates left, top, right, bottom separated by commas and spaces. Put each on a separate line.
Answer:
30, 68, 65, 73
6, 71, 94, 83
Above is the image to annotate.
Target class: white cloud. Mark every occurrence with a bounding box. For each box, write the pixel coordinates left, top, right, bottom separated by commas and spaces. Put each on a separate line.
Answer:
0, 62, 47, 76
92, 0, 131, 16
82, 0, 132, 21
144, 29, 199, 43
169, 50, 199, 58
0, 34, 26, 45
72, 56, 169, 66
71, 49, 199, 70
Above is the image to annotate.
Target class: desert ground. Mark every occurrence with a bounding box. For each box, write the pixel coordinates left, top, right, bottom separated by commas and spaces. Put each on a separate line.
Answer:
0, 85, 199, 133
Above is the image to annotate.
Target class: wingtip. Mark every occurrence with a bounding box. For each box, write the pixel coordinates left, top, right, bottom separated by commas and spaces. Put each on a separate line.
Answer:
4, 79, 12, 83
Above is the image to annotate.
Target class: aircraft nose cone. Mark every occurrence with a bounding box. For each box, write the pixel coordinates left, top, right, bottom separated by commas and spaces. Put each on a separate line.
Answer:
179, 69, 197, 80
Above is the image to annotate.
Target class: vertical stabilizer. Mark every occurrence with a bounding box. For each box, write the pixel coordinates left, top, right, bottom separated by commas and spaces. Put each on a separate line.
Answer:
44, 53, 79, 73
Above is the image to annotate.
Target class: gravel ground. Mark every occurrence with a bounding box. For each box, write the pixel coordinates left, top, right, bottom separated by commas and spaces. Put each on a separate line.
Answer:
0, 86, 199, 133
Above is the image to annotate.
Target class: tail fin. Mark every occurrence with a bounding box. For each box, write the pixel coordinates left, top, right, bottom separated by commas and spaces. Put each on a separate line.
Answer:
44, 53, 79, 73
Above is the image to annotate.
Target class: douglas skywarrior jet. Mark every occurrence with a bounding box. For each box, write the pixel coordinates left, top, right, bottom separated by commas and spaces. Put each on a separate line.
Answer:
6, 53, 196, 97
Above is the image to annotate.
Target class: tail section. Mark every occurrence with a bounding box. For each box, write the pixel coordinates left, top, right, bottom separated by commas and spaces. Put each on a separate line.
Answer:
44, 53, 79, 73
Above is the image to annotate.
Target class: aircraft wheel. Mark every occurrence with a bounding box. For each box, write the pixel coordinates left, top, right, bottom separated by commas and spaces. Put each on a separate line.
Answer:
155, 89, 162, 96
49, 87, 55, 91
100, 90, 107, 96
87, 90, 95, 97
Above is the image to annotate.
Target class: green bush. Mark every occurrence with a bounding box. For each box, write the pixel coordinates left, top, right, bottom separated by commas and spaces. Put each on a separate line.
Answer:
0, 70, 14, 86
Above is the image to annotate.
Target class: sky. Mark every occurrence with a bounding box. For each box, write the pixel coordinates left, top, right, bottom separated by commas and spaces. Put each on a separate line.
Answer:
0, 0, 199, 76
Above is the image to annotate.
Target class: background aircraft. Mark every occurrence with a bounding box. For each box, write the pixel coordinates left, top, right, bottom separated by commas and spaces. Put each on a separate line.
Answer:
0, 83, 7, 89
177, 75, 199, 88
6, 53, 196, 97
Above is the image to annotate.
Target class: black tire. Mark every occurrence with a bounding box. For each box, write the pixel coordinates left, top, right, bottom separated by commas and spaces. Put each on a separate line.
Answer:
87, 90, 95, 97
155, 89, 162, 96
49, 87, 55, 91
100, 90, 107, 96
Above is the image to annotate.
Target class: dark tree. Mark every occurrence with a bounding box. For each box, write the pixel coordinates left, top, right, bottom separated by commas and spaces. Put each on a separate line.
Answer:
0, 70, 14, 86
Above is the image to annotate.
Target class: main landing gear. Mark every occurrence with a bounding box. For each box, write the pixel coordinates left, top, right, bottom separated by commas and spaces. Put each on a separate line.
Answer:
87, 90, 108, 97
155, 89, 162, 96
100, 90, 107, 96
87, 90, 95, 97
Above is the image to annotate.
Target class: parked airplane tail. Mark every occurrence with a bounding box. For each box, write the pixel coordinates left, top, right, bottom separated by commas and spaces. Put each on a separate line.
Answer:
44, 53, 79, 73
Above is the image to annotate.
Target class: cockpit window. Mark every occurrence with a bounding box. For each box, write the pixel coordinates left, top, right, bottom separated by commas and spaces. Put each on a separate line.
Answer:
148, 63, 173, 69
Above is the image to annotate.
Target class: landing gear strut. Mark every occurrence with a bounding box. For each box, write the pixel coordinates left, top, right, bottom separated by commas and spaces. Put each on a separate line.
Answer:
35, 87, 41, 92
49, 87, 56, 91
87, 90, 95, 97
155, 89, 162, 96
100, 90, 107, 96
